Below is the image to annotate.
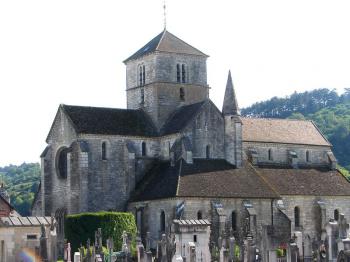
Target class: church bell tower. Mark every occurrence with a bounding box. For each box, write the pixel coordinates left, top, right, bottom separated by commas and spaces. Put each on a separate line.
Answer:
123, 30, 209, 130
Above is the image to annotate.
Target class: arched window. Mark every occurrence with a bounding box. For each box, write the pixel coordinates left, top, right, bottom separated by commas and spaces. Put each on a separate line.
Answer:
294, 207, 300, 227
140, 88, 145, 104
306, 150, 310, 162
182, 64, 186, 83
206, 145, 210, 159
334, 209, 339, 221
197, 211, 202, 220
268, 149, 273, 161
56, 147, 69, 179
141, 142, 146, 156
176, 64, 181, 83
180, 87, 185, 101
160, 211, 166, 232
102, 142, 107, 160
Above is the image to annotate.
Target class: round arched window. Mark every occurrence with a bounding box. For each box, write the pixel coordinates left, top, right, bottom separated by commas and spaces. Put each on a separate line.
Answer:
56, 147, 69, 179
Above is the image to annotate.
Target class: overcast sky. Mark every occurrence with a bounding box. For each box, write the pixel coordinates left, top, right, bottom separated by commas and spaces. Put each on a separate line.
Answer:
1, 0, 350, 166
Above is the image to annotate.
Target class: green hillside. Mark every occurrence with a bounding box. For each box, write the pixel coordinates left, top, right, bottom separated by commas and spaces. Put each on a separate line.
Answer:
0, 163, 40, 216
242, 88, 350, 170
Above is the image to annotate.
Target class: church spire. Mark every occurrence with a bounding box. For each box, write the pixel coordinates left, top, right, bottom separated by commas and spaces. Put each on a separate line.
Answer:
222, 70, 240, 116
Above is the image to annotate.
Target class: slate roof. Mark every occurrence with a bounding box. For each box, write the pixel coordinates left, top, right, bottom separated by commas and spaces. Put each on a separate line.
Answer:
242, 118, 330, 146
257, 167, 350, 196
124, 30, 208, 63
61, 105, 158, 137
161, 101, 206, 135
131, 159, 279, 201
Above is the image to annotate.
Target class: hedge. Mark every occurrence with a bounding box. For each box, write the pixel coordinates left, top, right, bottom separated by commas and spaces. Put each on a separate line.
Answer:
65, 212, 137, 254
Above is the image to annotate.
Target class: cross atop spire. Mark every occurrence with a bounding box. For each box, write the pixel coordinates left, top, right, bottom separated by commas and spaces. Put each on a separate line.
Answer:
163, 0, 167, 30
222, 70, 240, 116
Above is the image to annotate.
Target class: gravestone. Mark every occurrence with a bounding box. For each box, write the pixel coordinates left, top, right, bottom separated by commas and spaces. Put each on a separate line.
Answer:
74, 252, 80, 262
40, 224, 48, 262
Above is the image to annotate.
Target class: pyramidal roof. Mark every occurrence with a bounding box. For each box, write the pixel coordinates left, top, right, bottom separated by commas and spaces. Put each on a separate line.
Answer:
222, 70, 240, 115
124, 30, 208, 63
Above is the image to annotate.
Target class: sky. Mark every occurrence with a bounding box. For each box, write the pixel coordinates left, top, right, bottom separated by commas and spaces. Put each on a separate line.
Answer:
1, 0, 350, 166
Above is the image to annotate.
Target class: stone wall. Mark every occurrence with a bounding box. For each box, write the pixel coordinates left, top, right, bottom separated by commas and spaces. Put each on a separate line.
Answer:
183, 101, 225, 159
243, 142, 331, 167
125, 53, 207, 90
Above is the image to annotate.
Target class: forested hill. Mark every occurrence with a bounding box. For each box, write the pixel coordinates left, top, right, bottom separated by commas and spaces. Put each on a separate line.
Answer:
242, 88, 350, 170
0, 163, 40, 216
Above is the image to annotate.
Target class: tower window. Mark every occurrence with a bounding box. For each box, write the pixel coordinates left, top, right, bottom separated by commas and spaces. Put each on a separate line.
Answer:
232, 211, 237, 231
176, 64, 181, 83
138, 65, 146, 86
306, 150, 310, 162
206, 145, 210, 159
193, 235, 197, 242
180, 87, 185, 101
140, 88, 145, 104
142, 65, 146, 85
197, 211, 202, 220
102, 142, 107, 160
160, 211, 166, 232
141, 142, 146, 156
268, 149, 273, 161
294, 206, 300, 227
182, 64, 186, 83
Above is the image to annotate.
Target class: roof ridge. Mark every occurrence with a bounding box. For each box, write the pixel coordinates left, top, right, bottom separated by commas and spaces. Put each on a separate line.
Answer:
155, 30, 167, 50
242, 116, 313, 122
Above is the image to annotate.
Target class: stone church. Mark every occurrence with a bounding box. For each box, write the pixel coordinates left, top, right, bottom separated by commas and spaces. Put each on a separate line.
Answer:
32, 29, 350, 260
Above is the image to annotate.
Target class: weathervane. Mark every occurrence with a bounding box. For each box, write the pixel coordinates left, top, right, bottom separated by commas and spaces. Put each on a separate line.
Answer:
163, 0, 167, 30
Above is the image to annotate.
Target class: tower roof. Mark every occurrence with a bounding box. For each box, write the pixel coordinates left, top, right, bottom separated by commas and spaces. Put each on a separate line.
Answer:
124, 30, 208, 63
222, 70, 240, 115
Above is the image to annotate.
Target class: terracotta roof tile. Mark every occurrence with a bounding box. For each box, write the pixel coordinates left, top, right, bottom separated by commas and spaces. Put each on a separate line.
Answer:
257, 167, 350, 195
242, 118, 330, 146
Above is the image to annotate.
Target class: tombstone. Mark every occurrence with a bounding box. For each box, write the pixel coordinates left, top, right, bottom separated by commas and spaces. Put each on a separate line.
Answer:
107, 237, 114, 262
74, 252, 80, 262
67, 243, 72, 262
325, 220, 339, 260
160, 234, 168, 262
86, 239, 92, 261
136, 233, 145, 262
229, 237, 235, 262
95, 228, 103, 253
339, 214, 349, 239
40, 224, 49, 262
287, 236, 299, 262
50, 214, 58, 262
172, 238, 183, 262
122, 231, 129, 254
189, 242, 196, 262
145, 232, 153, 262
243, 235, 255, 262
79, 245, 85, 262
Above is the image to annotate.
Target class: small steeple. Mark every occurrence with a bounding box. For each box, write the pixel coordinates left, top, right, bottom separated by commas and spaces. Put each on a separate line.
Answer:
222, 70, 240, 116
